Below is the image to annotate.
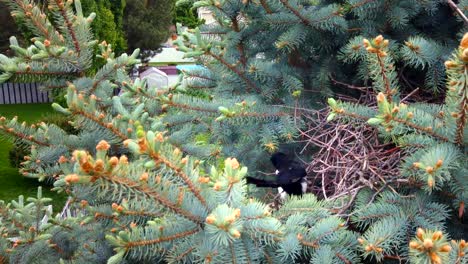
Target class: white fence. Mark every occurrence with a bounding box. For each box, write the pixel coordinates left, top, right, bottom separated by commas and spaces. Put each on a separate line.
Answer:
0, 82, 52, 104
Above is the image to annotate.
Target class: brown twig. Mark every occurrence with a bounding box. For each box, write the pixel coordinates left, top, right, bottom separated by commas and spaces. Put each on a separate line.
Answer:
454, 69, 467, 145
54, 0, 80, 54
329, 76, 371, 92
447, 0, 468, 25
376, 55, 393, 102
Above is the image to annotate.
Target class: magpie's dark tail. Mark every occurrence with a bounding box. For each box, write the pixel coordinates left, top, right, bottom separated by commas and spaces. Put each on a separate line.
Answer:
245, 177, 280, 188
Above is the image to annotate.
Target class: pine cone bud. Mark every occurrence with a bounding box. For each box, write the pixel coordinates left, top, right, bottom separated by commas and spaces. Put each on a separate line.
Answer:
96, 140, 110, 151
428, 178, 434, 188
409, 241, 419, 249
65, 174, 80, 183
213, 182, 222, 191
445, 60, 457, 69
155, 132, 164, 142
430, 252, 441, 264
58, 156, 68, 163
225, 215, 235, 223
376, 92, 386, 103
94, 159, 104, 171
374, 35, 384, 45
439, 244, 451, 252
425, 166, 434, 174
432, 231, 443, 240
382, 39, 389, 47
230, 229, 241, 238
459, 240, 466, 248
198, 177, 210, 183
234, 208, 241, 218
109, 156, 119, 166
363, 39, 370, 47
119, 155, 128, 164
173, 148, 181, 156
462, 49, 468, 62
460, 33, 468, 49
206, 215, 216, 224
423, 238, 434, 249
225, 157, 240, 169
416, 228, 425, 240
139, 172, 149, 182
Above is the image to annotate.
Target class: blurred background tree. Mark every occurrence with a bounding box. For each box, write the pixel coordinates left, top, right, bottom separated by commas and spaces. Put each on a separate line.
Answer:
174, 1, 204, 28
81, 0, 127, 54
0, 3, 21, 54
124, 0, 175, 59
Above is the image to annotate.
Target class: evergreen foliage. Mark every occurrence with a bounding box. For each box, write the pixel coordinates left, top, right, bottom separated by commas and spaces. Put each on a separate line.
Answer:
0, 0, 467, 263
327, 34, 468, 264
168, 0, 464, 169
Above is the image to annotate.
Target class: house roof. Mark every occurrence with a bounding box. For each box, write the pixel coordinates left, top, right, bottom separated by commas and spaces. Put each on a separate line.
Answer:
140, 67, 167, 78
148, 48, 195, 66
139, 67, 169, 89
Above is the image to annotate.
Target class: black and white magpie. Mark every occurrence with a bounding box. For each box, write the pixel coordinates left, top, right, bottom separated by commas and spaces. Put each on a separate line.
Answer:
246, 152, 307, 198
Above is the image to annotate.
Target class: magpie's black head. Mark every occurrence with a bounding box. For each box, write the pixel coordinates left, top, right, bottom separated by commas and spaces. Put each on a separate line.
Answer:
270, 152, 290, 170
246, 152, 307, 196
271, 152, 307, 181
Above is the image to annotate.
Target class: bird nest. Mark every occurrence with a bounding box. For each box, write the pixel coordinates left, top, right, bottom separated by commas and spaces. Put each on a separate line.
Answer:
296, 104, 404, 212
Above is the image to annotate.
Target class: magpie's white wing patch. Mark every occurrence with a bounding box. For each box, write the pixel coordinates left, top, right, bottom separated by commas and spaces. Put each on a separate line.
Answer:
277, 187, 287, 200
301, 181, 307, 193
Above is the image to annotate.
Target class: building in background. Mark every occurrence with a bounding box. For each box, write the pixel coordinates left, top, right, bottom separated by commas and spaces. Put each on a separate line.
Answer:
141, 7, 214, 89
140, 47, 196, 88
197, 7, 216, 24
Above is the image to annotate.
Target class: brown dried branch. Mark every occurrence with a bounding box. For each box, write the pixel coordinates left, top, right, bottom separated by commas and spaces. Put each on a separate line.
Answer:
454, 76, 467, 145
329, 76, 371, 92
447, 0, 468, 25
54, 0, 80, 54
124, 228, 199, 248
150, 152, 208, 209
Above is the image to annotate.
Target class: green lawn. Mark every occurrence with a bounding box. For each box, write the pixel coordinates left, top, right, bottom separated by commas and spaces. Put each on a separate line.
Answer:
0, 103, 67, 210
